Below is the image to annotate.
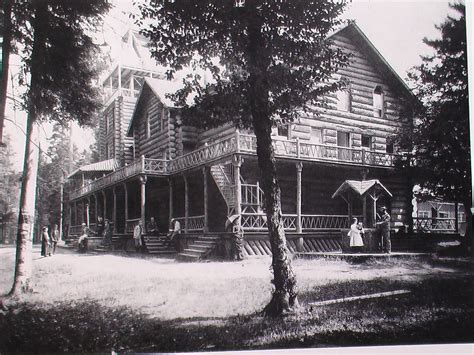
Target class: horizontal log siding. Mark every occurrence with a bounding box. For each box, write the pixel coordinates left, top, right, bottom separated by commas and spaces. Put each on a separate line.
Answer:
135, 89, 171, 160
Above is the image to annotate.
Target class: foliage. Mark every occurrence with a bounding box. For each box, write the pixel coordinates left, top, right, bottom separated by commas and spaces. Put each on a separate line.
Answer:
137, 0, 350, 316
11, 0, 110, 125
404, 3, 469, 207
136, 0, 349, 129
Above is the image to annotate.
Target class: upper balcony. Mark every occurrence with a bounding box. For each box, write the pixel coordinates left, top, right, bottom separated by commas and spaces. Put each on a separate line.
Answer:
69, 131, 399, 200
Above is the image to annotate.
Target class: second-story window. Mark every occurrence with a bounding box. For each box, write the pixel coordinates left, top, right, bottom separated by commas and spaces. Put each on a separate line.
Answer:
336, 77, 352, 112
373, 85, 385, 118
310, 127, 323, 144
277, 124, 289, 139
146, 110, 151, 139
337, 131, 350, 147
361, 135, 373, 150
105, 107, 114, 135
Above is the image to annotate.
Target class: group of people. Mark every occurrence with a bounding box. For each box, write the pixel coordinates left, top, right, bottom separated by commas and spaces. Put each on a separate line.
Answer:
132, 217, 182, 253
348, 205, 391, 254
40, 224, 60, 257
77, 216, 112, 253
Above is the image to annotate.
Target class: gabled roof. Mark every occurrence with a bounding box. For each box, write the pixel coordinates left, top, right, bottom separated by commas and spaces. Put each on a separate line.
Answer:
329, 21, 415, 102
332, 179, 393, 199
67, 158, 118, 179
126, 77, 186, 136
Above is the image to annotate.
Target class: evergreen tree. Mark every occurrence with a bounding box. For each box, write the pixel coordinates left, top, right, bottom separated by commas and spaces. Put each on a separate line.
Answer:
8, 0, 110, 297
405, 2, 471, 243
137, 0, 349, 315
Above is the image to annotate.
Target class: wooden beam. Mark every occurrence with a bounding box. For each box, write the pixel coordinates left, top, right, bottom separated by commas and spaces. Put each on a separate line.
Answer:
183, 174, 189, 233
123, 182, 128, 229
232, 155, 243, 226
203, 167, 209, 233
112, 186, 117, 233
296, 162, 303, 233
140, 175, 147, 227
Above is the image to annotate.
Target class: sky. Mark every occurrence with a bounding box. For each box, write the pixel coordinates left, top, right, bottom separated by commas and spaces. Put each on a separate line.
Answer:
4, 0, 459, 172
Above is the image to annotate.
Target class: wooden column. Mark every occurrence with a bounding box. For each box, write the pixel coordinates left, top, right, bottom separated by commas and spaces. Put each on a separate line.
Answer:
112, 186, 117, 233
232, 155, 243, 222
168, 178, 174, 224
183, 174, 189, 232
123, 182, 128, 231
140, 175, 147, 227
372, 195, 377, 228
102, 191, 107, 221
203, 167, 209, 233
85, 198, 90, 226
455, 202, 459, 233
363, 196, 367, 227
296, 162, 303, 234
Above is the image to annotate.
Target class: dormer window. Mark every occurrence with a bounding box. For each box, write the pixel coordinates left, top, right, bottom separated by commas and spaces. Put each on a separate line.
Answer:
373, 85, 385, 118
336, 77, 352, 112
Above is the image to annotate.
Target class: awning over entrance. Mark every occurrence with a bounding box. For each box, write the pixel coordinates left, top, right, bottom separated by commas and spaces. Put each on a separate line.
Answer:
332, 179, 392, 227
331, 179, 392, 199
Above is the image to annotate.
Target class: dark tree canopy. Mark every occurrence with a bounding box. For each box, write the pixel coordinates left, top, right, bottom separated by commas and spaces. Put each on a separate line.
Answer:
406, 2, 469, 207
12, 0, 110, 125
137, 0, 349, 129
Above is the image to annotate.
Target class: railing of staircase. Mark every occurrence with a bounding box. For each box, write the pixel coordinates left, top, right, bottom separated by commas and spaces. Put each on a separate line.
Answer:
169, 135, 237, 173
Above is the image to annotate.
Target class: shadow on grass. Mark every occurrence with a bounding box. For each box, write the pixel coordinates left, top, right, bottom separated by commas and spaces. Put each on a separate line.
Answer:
1, 276, 473, 352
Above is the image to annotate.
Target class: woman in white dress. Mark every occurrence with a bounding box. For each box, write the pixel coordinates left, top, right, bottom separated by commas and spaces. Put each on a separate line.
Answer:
348, 217, 364, 253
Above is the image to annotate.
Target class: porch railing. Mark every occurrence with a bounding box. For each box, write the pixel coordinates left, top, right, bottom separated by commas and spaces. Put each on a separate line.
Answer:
174, 215, 205, 232
240, 213, 360, 231
413, 217, 457, 233
70, 131, 398, 200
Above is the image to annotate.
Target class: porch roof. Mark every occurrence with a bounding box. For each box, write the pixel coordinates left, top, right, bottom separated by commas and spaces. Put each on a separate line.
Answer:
331, 179, 393, 199
67, 158, 118, 179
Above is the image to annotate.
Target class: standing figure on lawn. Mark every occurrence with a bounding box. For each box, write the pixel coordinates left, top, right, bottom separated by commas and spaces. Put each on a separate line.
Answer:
348, 217, 364, 253
40, 226, 51, 257
167, 218, 181, 252
226, 215, 244, 261
51, 224, 60, 255
133, 220, 144, 252
376, 206, 391, 254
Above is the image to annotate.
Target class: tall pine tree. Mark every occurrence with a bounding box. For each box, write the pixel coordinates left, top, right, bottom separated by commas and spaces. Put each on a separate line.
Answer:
7, 0, 109, 297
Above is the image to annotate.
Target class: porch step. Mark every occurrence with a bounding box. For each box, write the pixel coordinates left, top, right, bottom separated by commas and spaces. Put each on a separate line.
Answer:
176, 235, 218, 262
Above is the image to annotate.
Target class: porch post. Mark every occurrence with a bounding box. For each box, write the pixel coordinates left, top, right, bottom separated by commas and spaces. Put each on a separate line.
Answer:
140, 175, 147, 227
232, 155, 243, 221
168, 178, 173, 223
203, 167, 209, 233
363, 196, 367, 227
86, 197, 90, 226
372, 197, 377, 228
94, 192, 99, 220
123, 182, 128, 231
296, 162, 303, 234
112, 186, 117, 233
183, 174, 189, 232
455, 201, 459, 233
102, 190, 107, 221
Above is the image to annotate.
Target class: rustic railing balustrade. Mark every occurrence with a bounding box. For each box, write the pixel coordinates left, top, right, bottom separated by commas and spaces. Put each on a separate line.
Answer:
71, 131, 398, 200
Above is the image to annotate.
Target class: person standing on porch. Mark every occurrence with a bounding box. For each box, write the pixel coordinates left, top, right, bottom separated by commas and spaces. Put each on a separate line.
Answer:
348, 218, 364, 253
133, 220, 144, 253
51, 224, 60, 255
167, 218, 181, 252
376, 206, 391, 253
103, 219, 112, 247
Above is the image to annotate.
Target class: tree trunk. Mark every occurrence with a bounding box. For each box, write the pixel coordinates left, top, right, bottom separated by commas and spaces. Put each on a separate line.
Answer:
8, 118, 40, 296
247, 8, 298, 316
0, 0, 13, 145
8, 0, 47, 297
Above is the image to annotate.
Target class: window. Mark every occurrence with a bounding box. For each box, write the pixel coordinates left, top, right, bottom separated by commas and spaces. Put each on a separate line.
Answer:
438, 211, 449, 219
337, 131, 350, 147
361, 135, 372, 150
336, 77, 352, 112
418, 211, 430, 218
310, 127, 323, 144
386, 142, 394, 153
146, 111, 151, 139
373, 85, 385, 118
277, 124, 289, 139
105, 107, 114, 134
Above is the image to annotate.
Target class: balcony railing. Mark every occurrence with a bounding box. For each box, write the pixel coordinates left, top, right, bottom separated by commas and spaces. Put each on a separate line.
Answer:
70, 131, 398, 200
413, 217, 459, 233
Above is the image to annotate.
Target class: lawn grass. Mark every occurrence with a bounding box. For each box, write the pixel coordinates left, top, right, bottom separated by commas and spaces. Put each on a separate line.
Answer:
0, 246, 473, 352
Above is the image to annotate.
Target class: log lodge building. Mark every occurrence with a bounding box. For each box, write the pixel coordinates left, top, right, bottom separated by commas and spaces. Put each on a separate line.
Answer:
66, 23, 422, 259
